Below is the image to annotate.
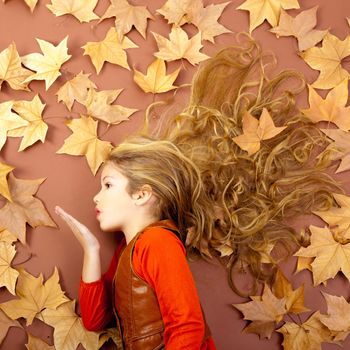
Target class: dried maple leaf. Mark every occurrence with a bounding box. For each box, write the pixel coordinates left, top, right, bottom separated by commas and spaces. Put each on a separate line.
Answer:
319, 292, 350, 334
270, 7, 327, 51
313, 193, 350, 241
100, 0, 154, 39
296, 256, 313, 273
99, 328, 122, 349
133, 58, 180, 93
232, 108, 287, 155
0, 267, 69, 325
152, 26, 209, 65
56, 71, 97, 111
0, 229, 18, 244
0, 309, 21, 346
300, 32, 350, 89
47, 0, 99, 23
277, 311, 333, 350
82, 27, 138, 74
84, 88, 137, 125
40, 300, 100, 350
0, 172, 57, 244
233, 284, 287, 339
237, 0, 300, 33
301, 79, 350, 131
21, 36, 71, 90
272, 269, 309, 314
0, 241, 19, 295
157, 0, 231, 43
0, 101, 29, 152
0, 161, 14, 202
56, 115, 113, 175
2, 0, 38, 12
25, 333, 54, 350
321, 128, 350, 173
0, 42, 33, 91
7, 95, 48, 151
294, 225, 350, 285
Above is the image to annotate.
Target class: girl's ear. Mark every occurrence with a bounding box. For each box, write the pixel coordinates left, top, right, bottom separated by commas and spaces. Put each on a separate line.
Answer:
132, 185, 153, 206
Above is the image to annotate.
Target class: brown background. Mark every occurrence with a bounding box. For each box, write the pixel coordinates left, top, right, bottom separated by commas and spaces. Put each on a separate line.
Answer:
1, 0, 350, 349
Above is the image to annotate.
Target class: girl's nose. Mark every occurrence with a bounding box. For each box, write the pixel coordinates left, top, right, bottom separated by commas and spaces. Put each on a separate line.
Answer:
93, 193, 99, 204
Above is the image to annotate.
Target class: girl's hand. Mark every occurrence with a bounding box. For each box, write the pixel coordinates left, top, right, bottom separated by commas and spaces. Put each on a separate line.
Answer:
54, 205, 100, 252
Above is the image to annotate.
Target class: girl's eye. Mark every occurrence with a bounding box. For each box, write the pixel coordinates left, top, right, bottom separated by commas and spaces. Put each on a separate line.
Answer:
105, 183, 112, 189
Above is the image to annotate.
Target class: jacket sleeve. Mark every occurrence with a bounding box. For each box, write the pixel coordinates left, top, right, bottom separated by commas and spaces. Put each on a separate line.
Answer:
133, 227, 206, 349
79, 235, 126, 331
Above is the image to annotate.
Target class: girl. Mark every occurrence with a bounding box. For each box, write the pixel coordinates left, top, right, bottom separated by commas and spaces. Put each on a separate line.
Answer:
55, 33, 340, 349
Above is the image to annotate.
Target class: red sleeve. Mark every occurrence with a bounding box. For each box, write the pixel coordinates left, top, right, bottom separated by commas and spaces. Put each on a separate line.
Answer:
132, 227, 209, 350
79, 234, 126, 331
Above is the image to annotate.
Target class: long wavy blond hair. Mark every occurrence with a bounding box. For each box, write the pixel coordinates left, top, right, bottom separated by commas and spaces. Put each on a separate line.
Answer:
106, 33, 342, 296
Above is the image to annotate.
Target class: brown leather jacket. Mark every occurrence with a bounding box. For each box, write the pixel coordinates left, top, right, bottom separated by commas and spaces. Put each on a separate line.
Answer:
112, 220, 211, 350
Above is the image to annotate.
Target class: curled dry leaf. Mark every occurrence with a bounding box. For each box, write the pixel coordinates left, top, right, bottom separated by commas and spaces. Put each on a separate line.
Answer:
100, 0, 154, 39
237, 0, 300, 33
47, 0, 99, 23
133, 58, 180, 94
82, 27, 138, 74
56, 115, 113, 175
152, 26, 209, 65
21, 37, 72, 90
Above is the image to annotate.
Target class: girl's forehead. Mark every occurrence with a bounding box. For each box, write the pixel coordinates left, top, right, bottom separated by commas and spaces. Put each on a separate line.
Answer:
101, 163, 123, 179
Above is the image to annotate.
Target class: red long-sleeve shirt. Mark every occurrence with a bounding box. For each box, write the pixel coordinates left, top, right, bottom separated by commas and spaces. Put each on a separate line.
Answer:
79, 227, 217, 349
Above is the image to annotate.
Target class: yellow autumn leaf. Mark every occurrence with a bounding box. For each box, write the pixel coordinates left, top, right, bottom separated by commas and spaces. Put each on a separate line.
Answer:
320, 128, 350, 173
0, 267, 69, 325
300, 32, 350, 89
0, 242, 18, 295
152, 26, 209, 65
2, 0, 38, 12
0, 309, 21, 345
272, 269, 309, 314
47, 0, 99, 23
56, 71, 97, 111
233, 284, 287, 339
313, 193, 350, 240
100, 0, 154, 39
301, 79, 350, 131
294, 225, 350, 285
0, 42, 33, 91
40, 300, 100, 350
82, 27, 138, 74
84, 88, 137, 125
0, 229, 18, 244
99, 328, 122, 349
26, 333, 55, 350
133, 58, 180, 93
237, 0, 300, 33
7, 95, 48, 151
232, 108, 287, 155
277, 311, 332, 350
0, 173, 57, 244
157, 0, 231, 43
296, 256, 313, 273
0, 101, 29, 152
21, 36, 71, 90
0, 161, 14, 202
270, 7, 327, 51
56, 116, 113, 175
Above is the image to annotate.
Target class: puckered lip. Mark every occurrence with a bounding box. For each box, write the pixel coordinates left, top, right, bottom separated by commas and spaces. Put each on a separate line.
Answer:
95, 207, 101, 214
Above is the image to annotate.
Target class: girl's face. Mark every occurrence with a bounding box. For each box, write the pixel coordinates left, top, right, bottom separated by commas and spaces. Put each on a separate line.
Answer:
93, 163, 136, 232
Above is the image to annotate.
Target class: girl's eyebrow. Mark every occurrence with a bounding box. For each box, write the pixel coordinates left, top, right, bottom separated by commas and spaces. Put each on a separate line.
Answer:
102, 176, 114, 180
